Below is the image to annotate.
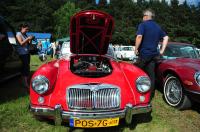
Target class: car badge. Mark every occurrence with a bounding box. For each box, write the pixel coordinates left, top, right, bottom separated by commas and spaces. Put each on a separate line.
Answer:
90, 85, 99, 92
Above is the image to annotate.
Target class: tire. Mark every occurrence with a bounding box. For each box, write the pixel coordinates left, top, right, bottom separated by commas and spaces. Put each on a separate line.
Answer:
163, 75, 191, 110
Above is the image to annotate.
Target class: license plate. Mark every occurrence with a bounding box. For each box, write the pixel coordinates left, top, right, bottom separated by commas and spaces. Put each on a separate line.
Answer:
69, 118, 119, 128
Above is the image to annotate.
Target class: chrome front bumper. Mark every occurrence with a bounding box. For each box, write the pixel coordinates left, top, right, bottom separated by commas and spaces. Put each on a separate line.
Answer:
30, 104, 152, 125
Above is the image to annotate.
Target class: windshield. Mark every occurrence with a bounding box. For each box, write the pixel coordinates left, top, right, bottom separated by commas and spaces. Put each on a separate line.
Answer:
163, 44, 200, 59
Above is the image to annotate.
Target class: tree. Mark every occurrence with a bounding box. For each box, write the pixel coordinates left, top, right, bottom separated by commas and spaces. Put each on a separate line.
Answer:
53, 2, 80, 38
1, 0, 200, 45
0, 0, 68, 33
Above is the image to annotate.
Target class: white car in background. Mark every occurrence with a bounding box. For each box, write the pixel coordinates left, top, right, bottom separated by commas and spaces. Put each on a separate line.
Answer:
197, 48, 200, 55
61, 41, 71, 57
59, 42, 116, 59
114, 46, 136, 60
56, 41, 71, 59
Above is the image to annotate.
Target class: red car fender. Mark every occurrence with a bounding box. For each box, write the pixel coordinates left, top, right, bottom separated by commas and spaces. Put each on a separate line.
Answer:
119, 62, 151, 105
30, 60, 59, 106
158, 60, 199, 92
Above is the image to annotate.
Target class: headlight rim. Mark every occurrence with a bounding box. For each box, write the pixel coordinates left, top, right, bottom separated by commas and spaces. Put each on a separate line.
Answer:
31, 75, 50, 95
136, 76, 151, 93
194, 71, 200, 86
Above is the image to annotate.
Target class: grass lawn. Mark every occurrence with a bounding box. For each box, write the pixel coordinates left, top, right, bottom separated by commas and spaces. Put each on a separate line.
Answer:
0, 55, 200, 132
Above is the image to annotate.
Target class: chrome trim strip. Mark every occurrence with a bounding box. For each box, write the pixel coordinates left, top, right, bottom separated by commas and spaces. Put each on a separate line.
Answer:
30, 104, 152, 120
54, 104, 62, 126
125, 104, 133, 124
62, 110, 125, 119
30, 106, 54, 116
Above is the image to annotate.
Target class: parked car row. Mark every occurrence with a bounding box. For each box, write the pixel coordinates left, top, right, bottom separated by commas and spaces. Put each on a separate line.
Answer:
30, 10, 200, 128
1, 11, 200, 128
29, 10, 200, 128
30, 10, 152, 128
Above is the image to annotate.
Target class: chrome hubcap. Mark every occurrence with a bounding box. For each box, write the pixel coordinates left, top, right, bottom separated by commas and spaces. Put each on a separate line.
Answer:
165, 77, 182, 105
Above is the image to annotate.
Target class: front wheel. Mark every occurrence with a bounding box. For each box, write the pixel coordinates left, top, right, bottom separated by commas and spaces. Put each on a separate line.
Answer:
163, 75, 191, 110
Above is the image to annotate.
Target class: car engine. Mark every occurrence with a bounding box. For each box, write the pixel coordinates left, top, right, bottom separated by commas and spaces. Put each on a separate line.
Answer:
70, 56, 113, 77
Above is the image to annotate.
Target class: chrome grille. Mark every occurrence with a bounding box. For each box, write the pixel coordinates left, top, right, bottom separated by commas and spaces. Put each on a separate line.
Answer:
67, 84, 120, 110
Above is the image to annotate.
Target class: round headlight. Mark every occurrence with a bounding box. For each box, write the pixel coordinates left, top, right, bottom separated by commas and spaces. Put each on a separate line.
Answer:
195, 72, 200, 86
136, 76, 151, 93
32, 75, 49, 94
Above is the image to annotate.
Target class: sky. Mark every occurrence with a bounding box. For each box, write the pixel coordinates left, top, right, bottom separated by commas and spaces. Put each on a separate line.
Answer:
130, 0, 200, 6
165, 0, 200, 6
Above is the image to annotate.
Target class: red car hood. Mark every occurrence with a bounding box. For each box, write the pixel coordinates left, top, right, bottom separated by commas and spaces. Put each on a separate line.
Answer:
70, 10, 114, 55
57, 61, 133, 92
168, 58, 200, 70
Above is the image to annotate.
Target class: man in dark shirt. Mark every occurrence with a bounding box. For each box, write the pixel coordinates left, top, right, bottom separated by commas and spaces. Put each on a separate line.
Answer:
135, 9, 169, 99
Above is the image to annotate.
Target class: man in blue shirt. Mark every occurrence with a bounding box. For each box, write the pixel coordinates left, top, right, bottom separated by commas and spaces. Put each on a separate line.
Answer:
135, 9, 169, 99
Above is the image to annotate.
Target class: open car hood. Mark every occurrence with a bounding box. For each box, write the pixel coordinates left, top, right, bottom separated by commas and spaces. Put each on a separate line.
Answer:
70, 10, 114, 55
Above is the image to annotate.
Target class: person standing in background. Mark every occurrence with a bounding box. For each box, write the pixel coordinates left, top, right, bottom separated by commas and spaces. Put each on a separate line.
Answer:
16, 23, 34, 90
42, 39, 51, 55
51, 41, 56, 59
134, 9, 169, 100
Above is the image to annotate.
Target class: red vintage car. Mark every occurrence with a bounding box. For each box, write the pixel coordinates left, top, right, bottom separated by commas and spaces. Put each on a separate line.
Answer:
157, 42, 200, 110
29, 10, 152, 128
